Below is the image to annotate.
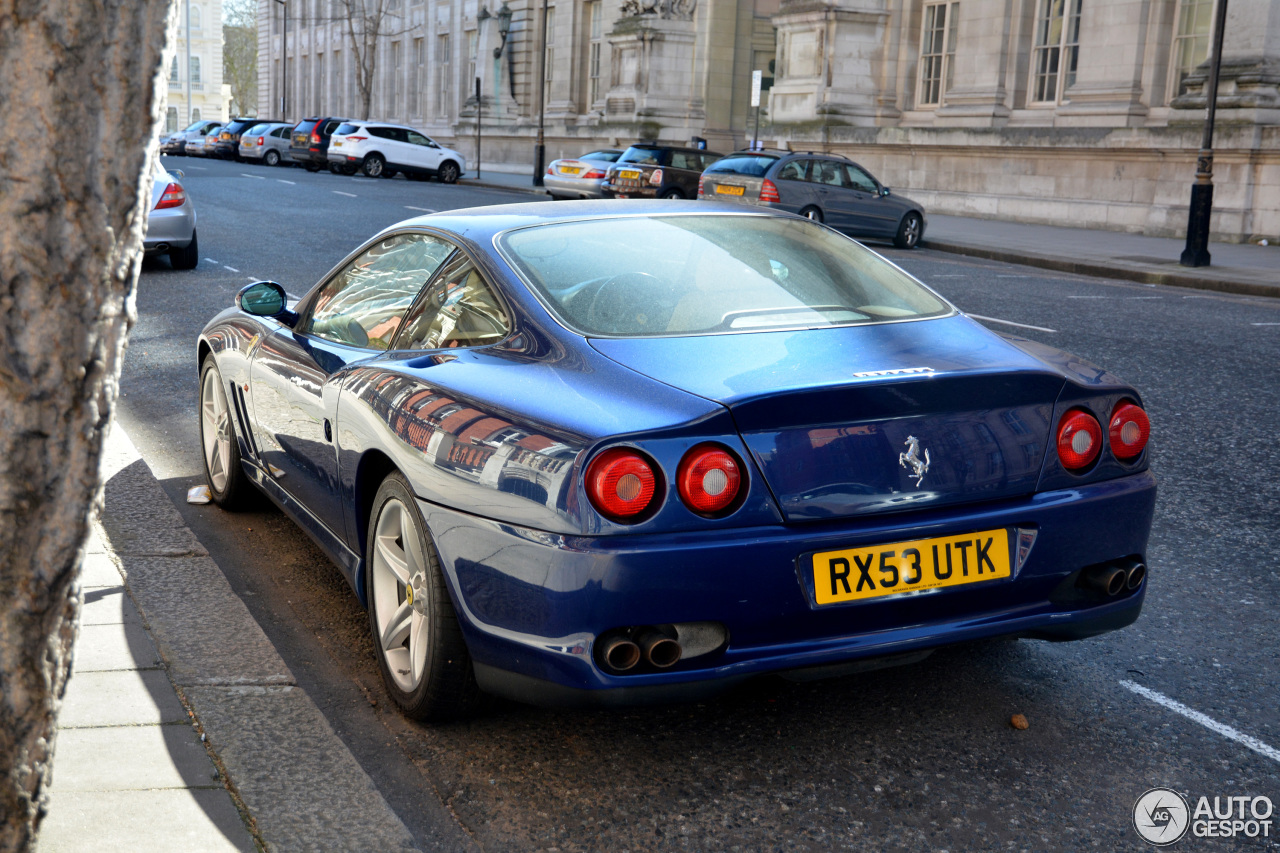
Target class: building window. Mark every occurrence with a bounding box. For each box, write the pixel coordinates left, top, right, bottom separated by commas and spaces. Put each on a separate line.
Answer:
192, 108, 201, 121
917, 2, 957, 107
437, 34, 452, 116
587, 0, 602, 107
189, 4, 202, 29
1171, 0, 1214, 99
189, 56, 202, 88
1030, 0, 1082, 104
390, 41, 402, 117
170, 55, 179, 83
166, 107, 178, 132
414, 38, 426, 117
544, 6, 555, 105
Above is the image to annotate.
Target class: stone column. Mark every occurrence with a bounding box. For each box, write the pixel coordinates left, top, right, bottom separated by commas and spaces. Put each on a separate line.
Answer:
933, 0, 1015, 125
1172, 0, 1280, 126
1056, 0, 1152, 126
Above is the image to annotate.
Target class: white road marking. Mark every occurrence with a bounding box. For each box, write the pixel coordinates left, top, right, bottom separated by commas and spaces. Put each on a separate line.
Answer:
187, 165, 208, 170
246, 277, 258, 282
334, 191, 357, 198
276, 179, 296, 185
204, 258, 218, 264
240, 173, 265, 180
405, 206, 437, 213
968, 314, 1057, 333
223, 265, 240, 273
1068, 295, 1163, 299
996, 274, 1032, 278
931, 274, 967, 278
1120, 680, 1280, 765
1252, 322, 1280, 326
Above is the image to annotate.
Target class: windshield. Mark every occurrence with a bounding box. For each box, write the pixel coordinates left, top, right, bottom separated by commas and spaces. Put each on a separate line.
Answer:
500, 215, 952, 337
617, 147, 667, 166
704, 155, 778, 177
582, 150, 622, 162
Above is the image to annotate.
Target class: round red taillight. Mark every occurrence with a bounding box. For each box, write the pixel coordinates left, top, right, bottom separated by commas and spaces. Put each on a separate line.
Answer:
677, 444, 743, 516
1109, 401, 1150, 461
585, 448, 659, 521
1056, 409, 1103, 471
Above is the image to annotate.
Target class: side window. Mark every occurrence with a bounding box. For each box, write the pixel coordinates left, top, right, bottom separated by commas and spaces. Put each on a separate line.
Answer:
406, 130, 430, 146
670, 151, 694, 170
305, 234, 455, 350
815, 161, 847, 187
397, 256, 509, 351
324, 119, 342, 135
369, 127, 393, 140
846, 164, 879, 194
776, 160, 806, 181
700, 153, 720, 170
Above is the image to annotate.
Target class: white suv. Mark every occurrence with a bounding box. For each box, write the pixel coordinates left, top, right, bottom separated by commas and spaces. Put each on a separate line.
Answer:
328, 122, 467, 183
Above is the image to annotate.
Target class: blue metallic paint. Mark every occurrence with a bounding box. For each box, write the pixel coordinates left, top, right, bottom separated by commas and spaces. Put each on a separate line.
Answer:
198, 202, 1156, 706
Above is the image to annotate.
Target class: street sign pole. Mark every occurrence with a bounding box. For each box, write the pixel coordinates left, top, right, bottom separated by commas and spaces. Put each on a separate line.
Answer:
750, 69, 762, 150
1180, 0, 1230, 268
475, 77, 482, 180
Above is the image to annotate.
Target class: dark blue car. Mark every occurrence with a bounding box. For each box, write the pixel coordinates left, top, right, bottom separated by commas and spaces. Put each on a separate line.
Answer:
198, 201, 1155, 720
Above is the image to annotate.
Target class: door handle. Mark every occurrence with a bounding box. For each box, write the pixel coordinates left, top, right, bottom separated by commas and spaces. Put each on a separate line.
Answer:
323, 419, 332, 442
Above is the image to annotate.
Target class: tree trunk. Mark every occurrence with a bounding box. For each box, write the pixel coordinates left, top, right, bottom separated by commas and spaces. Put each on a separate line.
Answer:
0, 1, 172, 849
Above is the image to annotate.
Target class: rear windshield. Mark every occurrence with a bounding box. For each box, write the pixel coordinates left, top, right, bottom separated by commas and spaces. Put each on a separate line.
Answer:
581, 150, 622, 162
335, 123, 362, 135
293, 119, 320, 134
245, 124, 269, 136
704, 154, 779, 177
500, 215, 952, 338
225, 120, 257, 134
617, 147, 668, 166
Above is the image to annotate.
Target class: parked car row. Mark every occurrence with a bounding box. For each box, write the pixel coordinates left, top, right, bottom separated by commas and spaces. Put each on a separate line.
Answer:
545, 143, 927, 248
161, 115, 468, 184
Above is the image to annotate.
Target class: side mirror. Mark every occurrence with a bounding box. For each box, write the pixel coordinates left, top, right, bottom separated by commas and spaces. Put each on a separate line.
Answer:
880, 186, 891, 197
236, 281, 298, 327
170, 169, 185, 179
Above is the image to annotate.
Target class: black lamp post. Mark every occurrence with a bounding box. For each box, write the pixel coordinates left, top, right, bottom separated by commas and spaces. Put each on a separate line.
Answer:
1180, 0, 1230, 268
273, 0, 288, 118
533, 0, 549, 186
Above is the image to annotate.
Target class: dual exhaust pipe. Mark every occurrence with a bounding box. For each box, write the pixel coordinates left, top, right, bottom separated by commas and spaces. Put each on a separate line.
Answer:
1080, 558, 1146, 597
599, 627, 682, 673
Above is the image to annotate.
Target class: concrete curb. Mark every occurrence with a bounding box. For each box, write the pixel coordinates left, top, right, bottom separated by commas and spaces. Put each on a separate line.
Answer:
94, 426, 424, 853
458, 176, 550, 197
920, 238, 1279, 299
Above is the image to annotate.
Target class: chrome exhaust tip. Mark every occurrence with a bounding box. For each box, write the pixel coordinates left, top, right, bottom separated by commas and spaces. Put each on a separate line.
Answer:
600, 635, 641, 673
1125, 561, 1146, 591
1081, 565, 1127, 597
637, 629, 682, 669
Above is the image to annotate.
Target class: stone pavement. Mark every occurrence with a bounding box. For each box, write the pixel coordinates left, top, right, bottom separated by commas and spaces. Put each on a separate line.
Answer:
39, 426, 431, 853
460, 166, 1279, 298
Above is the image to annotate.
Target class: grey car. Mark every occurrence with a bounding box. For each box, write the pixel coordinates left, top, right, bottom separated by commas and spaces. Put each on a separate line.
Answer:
239, 122, 294, 166
144, 168, 198, 269
184, 123, 224, 157
162, 119, 222, 156
543, 149, 623, 199
699, 151, 926, 249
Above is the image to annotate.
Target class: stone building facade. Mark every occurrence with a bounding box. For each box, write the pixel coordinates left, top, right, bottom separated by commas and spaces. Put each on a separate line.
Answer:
258, 0, 1279, 241
165, 0, 233, 131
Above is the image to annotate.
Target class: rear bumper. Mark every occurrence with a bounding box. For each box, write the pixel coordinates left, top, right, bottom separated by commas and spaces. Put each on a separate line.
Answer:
418, 470, 1157, 706
545, 176, 608, 199
144, 206, 196, 252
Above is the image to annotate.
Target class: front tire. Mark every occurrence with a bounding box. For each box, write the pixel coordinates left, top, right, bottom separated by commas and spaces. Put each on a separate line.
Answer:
894, 212, 923, 249
437, 161, 460, 184
264, 150, 281, 167
199, 356, 253, 509
366, 473, 482, 722
170, 229, 199, 270
362, 153, 386, 178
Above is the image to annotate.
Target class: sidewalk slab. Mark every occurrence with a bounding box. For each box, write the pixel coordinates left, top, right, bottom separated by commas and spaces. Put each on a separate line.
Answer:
49, 725, 216, 792
70, 621, 160, 673
40, 789, 256, 853
58, 669, 188, 728
79, 587, 142, 627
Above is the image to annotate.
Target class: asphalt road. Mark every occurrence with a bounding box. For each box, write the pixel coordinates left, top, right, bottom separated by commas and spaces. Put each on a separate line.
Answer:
119, 154, 1280, 852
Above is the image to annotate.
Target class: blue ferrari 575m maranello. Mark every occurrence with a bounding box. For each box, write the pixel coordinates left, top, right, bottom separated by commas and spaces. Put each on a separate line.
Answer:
197, 200, 1155, 721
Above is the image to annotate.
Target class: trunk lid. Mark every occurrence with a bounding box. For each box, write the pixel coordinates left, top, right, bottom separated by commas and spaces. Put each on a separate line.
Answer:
589, 316, 1064, 521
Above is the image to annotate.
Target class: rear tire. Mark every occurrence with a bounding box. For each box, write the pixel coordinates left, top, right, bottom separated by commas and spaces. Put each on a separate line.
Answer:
382, 170, 398, 179
169, 229, 199, 271
894, 212, 923, 249
437, 161, 460, 184
366, 473, 482, 722
264, 150, 281, 167
304, 162, 321, 173
362, 153, 386, 178
199, 356, 254, 510
799, 205, 824, 224
660, 188, 685, 200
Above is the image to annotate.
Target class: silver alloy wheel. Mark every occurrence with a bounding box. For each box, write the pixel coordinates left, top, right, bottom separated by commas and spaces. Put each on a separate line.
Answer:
200, 368, 234, 493
371, 498, 429, 693
902, 214, 920, 247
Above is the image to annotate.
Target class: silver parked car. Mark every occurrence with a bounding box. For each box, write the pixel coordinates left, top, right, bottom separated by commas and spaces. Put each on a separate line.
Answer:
144, 168, 198, 270
699, 150, 927, 249
161, 119, 222, 156
543, 149, 623, 199
184, 123, 224, 157
239, 122, 294, 166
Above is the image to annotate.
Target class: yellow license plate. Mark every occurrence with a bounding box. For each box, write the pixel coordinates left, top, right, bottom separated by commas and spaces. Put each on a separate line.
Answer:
619, 169, 641, 179
559, 166, 584, 176
333, 140, 342, 146
715, 185, 745, 196
811, 529, 1011, 606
